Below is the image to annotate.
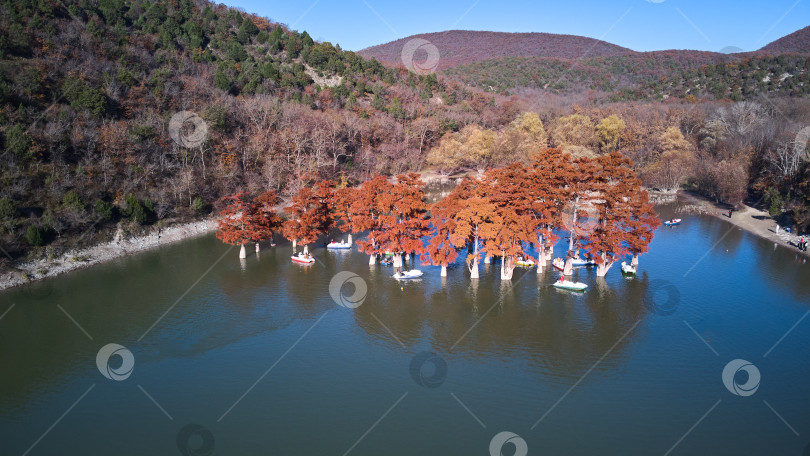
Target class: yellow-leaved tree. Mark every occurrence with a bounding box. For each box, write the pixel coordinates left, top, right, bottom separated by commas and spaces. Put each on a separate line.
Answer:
596, 114, 626, 152
551, 113, 598, 156
497, 112, 548, 163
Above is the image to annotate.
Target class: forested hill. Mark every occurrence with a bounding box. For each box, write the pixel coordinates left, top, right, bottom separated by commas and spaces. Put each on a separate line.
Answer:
445, 52, 810, 101
360, 29, 810, 101
758, 25, 810, 55
0, 0, 509, 261
357, 30, 635, 69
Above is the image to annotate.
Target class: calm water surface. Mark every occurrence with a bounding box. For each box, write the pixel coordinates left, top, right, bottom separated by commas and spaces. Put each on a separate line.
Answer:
1, 201, 809, 455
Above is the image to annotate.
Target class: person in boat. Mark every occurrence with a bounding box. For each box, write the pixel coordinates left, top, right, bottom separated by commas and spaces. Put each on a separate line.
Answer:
558, 275, 565, 283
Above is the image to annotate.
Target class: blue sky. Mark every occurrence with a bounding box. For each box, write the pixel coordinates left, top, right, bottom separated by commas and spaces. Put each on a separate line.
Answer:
223, 0, 808, 53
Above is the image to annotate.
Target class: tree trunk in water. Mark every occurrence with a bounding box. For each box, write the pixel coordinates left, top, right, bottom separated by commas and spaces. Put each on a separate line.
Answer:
369, 254, 376, 265
347, 233, 353, 245
255, 242, 260, 252
500, 252, 514, 280
596, 253, 613, 277
484, 253, 490, 264
536, 234, 544, 273
469, 237, 480, 279
440, 265, 447, 277
469, 257, 480, 279
239, 243, 247, 259
292, 239, 297, 253
393, 253, 403, 273
631, 254, 639, 268
568, 198, 579, 251
563, 257, 573, 276
545, 244, 554, 260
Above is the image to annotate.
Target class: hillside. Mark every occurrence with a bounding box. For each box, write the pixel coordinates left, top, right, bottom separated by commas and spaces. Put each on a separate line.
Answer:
357, 30, 634, 69
363, 28, 810, 102
445, 52, 810, 101
758, 25, 810, 55
0, 0, 509, 264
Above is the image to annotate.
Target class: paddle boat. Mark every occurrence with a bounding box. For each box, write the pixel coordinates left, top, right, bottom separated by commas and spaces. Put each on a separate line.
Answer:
553, 277, 588, 292
291, 253, 315, 264
516, 257, 536, 267
663, 218, 681, 226
571, 257, 596, 267
621, 261, 636, 276
393, 269, 423, 280
553, 256, 595, 270
326, 240, 351, 250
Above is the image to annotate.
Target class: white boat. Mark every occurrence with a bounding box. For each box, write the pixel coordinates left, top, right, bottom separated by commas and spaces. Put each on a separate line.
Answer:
291, 253, 315, 264
621, 261, 636, 275
553, 279, 588, 291
663, 218, 681, 226
326, 241, 351, 250
570, 257, 596, 267
552, 257, 565, 271
393, 269, 423, 280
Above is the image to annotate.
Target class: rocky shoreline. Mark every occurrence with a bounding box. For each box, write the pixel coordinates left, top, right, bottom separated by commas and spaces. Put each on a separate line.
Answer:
0, 219, 217, 292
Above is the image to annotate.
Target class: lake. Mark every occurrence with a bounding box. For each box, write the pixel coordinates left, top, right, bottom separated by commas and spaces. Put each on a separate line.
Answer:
1, 201, 809, 455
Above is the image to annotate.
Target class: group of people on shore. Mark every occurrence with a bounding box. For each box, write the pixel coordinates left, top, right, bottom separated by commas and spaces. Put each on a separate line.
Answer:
725, 208, 807, 254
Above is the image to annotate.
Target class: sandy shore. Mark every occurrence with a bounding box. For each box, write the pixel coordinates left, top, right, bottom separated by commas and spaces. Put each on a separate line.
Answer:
679, 192, 809, 257
0, 219, 217, 291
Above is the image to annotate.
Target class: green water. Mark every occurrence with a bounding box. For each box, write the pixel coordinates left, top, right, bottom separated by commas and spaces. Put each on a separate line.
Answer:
1, 202, 809, 455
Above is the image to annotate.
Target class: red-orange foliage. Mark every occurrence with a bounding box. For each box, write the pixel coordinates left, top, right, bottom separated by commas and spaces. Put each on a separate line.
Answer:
350, 176, 392, 257
527, 148, 573, 260
217, 191, 280, 246
423, 190, 463, 271
332, 186, 358, 235
580, 152, 661, 275
436, 177, 502, 276
376, 173, 431, 255
483, 165, 538, 279
282, 180, 335, 249
352, 174, 431, 264
251, 191, 283, 242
